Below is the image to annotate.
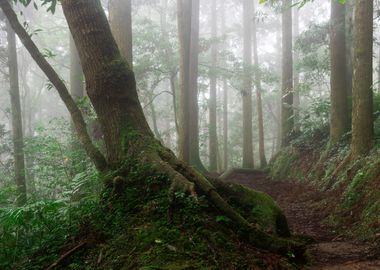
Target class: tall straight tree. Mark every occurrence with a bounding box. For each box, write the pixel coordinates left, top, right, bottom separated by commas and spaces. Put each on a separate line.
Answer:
6, 18, 27, 206
252, 0, 267, 167
109, 0, 133, 67
177, 0, 206, 172
345, 0, 354, 99
293, 6, 300, 132
209, 0, 218, 172
242, 0, 254, 168
281, 0, 293, 147
221, 1, 228, 171
351, 0, 373, 159
330, 0, 349, 144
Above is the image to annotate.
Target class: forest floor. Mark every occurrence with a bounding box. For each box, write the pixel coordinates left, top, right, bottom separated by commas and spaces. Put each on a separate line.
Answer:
224, 170, 380, 270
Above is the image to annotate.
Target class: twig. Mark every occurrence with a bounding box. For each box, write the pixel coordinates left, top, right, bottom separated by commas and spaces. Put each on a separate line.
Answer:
46, 241, 87, 270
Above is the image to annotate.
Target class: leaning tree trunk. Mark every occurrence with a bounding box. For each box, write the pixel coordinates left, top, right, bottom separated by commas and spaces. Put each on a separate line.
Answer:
252, 0, 267, 168
351, 0, 373, 159
330, 0, 349, 144
242, 0, 254, 168
6, 17, 27, 206
109, 0, 133, 67
209, 0, 218, 172
281, 0, 294, 147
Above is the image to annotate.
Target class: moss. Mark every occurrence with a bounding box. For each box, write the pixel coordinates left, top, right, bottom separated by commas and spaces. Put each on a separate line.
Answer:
29, 158, 298, 270
209, 178, 290, 237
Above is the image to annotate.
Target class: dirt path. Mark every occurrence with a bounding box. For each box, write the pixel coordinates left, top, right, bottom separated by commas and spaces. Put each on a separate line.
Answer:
224, 171, 380, 269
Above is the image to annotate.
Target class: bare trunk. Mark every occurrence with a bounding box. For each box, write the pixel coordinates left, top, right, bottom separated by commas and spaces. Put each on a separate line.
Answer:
330, 0, 349, 144
109, 0, 133, 67
351, 0, 373, 158
281, 0, 294, 147
209, 0, 218, 172
242, 0, 254, 168
345, 0, 354, 100
6, 17, 27, 206
252, 0, 267, 168
293, 6, 300, 132
178, 0, 206, 172
221, 2, 229, 171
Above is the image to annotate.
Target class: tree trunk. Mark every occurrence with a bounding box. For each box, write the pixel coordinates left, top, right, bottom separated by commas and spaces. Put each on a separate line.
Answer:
6, 17, 27, 206
177, 0, 207, 172
329, 0, 349, 144
109, 0, 133, 67
209, 0, 218, 172
252, 0, 267, 168
177, 0, 191, 163
293, 6, 300, 133
69, 35, 84, 99
351, 0, 373, 159
221, 1, 229, 171
242, 0, 254, 168
345, 0, 354, 100
281, 0, 294, 147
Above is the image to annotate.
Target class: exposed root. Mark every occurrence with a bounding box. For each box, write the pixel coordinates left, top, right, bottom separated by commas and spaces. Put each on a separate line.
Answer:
155, 146, 306, 255
219, 168, 264, 181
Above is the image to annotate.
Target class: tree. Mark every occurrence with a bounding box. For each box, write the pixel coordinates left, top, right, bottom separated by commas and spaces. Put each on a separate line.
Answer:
1, 0, 298, 254
281, 0, 293, 147
329, 0, 349, 144
6, 16, 27, 206
109, 0, 133, 66
177, 0, 207, 172
293, 6, 300, 132
351, 0, 373, 159
242, 0, 254, 168
252, 0, 267, 167
221, 1, 228, 171
209, 0, 218, 172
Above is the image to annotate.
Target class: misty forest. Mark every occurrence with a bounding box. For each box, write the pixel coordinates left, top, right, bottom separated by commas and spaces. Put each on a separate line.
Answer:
1, 0, 380, 269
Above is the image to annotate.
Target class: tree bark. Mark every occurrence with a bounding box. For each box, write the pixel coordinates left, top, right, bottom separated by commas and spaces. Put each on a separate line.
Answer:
221, 1, 228, 171
351, 0, 373, 159
293, 6, 300, 133
252, 0, 267, 168
69, 35, 84, 99
242, 0, 254, 168
345, 0, 354, 100
330, 0, 349, 144
6, 17, 27, 206
0, 0, 107, 172
109, 0, 133, 67
281, 0, 294, 147
177, 0, 207, 172
209, 0, 218, 172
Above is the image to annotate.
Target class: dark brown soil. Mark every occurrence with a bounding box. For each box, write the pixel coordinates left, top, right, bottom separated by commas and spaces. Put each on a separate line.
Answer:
224, 170, 380, 270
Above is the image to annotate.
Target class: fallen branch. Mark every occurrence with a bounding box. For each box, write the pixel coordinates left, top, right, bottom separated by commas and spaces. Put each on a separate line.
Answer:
46, 242, 87, 270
